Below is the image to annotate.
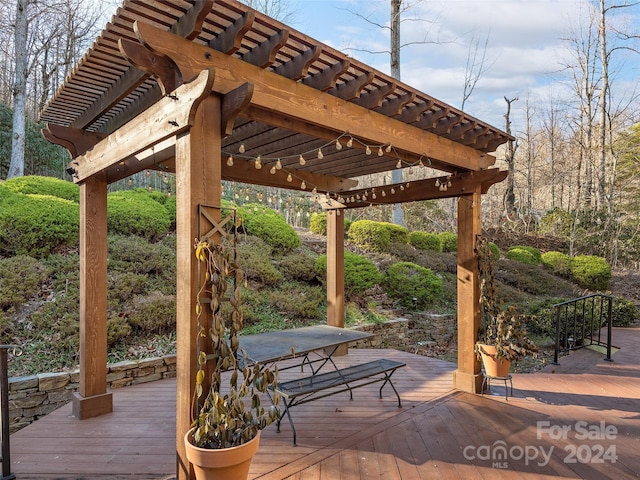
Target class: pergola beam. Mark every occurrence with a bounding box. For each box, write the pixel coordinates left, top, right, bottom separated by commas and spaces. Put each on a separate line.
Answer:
132, 21, 496, 173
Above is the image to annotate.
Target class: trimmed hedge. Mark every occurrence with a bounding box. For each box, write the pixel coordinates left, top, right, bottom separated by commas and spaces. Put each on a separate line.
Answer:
408, 231, 441, 251
107, 189, 171, 240
439, 232, 458, 252
380, 222, 409, 244
348, 220, 391, 252
3, 175, 79, 202
315, 251, 382, 297
238, 235, 282, 285
570, 255, 611, 291
309, 212, 327, 235
384, 261, 443, 310
238, 204, 300, 252
0, 192, 79, 258
506, 246, 541, 265
541, 251, 572, 277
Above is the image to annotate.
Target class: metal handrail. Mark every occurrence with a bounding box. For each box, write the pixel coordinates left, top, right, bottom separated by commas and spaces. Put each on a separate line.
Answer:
552, 294, 613, 365
0, 345, 19, 480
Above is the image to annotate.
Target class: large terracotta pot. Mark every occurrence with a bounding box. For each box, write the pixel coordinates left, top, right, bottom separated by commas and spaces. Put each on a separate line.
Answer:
477, 344, 511, 378
184, 429, 260, 480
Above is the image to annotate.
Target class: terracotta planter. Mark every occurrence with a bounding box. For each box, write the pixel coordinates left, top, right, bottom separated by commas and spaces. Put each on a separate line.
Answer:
477, 344, 511, 378
184, 429, 260, 480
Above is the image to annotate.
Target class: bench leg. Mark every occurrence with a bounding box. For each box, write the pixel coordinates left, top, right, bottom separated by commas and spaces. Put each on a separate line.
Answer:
279, 400, 298, 446
379, 370, 402, 407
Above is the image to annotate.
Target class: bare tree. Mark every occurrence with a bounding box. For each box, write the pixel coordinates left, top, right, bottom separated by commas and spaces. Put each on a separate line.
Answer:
502, 96, 519, 219
461, 30, 491, 111
245, 0, 298, 24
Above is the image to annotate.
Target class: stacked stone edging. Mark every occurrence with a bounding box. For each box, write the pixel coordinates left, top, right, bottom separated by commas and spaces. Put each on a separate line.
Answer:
9, 355, 176, 433
8, 315, 457, 433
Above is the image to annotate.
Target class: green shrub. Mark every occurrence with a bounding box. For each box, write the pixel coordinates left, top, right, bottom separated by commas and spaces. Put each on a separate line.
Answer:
439, 232, 458, 252
108, 235, 176, 278
127, 294, 176, 333
267, 282, 325, 319
315, 251, 382, 297
238, 204, 300, 251
0, 193, 79, 258
238, 236, 282, 285
570, 255, 611, 290
3, 175, 79, 202
489, 242, 501, 260
107, 189, 171, 240
380, 222, 408, 244
348, 220, 391, 252
278, 250, 318, 281
506, 246, 540, 265
107, 316, 132, 345
0, 256, 47, 311
612, 296, 639, 327
384, 261, 443, 310
309, 212, 327, 235
409, 231, 441, 251
541, 251, 572, 277
43, 253, 80, 292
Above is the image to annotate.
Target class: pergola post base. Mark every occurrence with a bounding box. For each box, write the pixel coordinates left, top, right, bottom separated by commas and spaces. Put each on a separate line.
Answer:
452, 370, 483, 394
72, 391, 113, 420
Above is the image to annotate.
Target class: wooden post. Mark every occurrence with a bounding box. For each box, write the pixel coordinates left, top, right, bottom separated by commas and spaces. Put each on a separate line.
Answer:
326, 210, 345, 328
175, 94, 222, 480
72, 172, 113, 419
326, 210, 346, 353
452, 188, 483, 393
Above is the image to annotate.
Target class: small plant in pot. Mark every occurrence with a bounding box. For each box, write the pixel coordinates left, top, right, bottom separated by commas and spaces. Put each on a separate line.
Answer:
185, 239, 280, 480
475, 237, 538, 378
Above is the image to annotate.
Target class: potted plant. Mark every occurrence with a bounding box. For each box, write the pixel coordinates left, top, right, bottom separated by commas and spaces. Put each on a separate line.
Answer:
185, 238, 280, 480
475, 237, 538, 377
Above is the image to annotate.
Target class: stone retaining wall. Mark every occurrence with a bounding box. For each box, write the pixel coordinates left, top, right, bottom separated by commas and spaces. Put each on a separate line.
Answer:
9, 355, 176, 433
7, 315, 457, 433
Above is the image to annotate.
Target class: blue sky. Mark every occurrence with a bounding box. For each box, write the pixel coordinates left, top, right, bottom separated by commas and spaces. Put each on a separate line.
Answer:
287, 0, 640, 132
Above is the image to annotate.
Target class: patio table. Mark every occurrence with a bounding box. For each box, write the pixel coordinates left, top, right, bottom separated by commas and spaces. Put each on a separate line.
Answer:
238, 324, 372, 373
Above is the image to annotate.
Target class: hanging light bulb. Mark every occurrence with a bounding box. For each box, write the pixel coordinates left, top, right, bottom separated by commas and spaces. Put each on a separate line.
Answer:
400, 185, 405, 191
312, 187, 317, 194
335, 139, 343, 150
365, 145, 372, 155
145, 170, 150, 177
396, 159, 402, 169
227, 155, 234, 166
419, 159, 425, 168
385, 144, 392, 153
391, 188, 396, 194
317, 148, 324, 159
239, 144, 245, 153
147, 186, 153, 192
276, 158, 282, 170
346, 137, 353, 148
127, 178, 133, 186
336, 209, 341, 216
301, 181, 306, 190
287, 173, 293, 182
447, 177, 452, 188
381, 190, 386, 197
372, 193, 377, 199
378, 147, 384, 156
254, 156, 262, 169
405, 182, 410, 188
299, 154, 306, 166
270, 166, 277, 174
435, 179, 441, 187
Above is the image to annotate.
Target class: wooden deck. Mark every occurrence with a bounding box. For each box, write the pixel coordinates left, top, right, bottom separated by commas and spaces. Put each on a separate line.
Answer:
10, 327, 640, 479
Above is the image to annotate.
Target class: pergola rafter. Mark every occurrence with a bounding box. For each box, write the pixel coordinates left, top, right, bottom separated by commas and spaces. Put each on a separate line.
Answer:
39, 2, 513, 479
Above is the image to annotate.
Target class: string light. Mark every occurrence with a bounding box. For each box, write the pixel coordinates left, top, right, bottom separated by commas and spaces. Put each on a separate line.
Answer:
378, 147, 383, 156
317, 148, 323, 159
301, 181, 306, 190
347, 137, 353, 148
365, 145, 371, 155
239, 144, 245, 153
276, 159, 282, 170
270, 166, 277, 174
254, 156, 262, 169
287, 173, 293, 182
299, 154, 306, 166
396, 159, 402, 169
227, 155, 234, 166
335, 139, 342, 150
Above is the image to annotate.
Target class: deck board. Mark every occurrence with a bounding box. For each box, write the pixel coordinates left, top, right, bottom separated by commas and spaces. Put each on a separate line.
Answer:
9, 327, 640, 479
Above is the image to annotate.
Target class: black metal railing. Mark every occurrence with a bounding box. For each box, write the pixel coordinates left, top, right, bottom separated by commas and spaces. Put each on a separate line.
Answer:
0, 345, 16, 480
552, 294, 613, 365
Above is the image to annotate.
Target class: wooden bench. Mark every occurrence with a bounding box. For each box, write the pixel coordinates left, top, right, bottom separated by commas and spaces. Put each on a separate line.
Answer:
270, 358, 406, 445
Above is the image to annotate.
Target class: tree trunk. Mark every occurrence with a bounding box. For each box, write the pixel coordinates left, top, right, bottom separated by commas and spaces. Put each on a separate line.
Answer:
8, 0, 28, 179
502, 96, 518, 218
390, 0, 404, 226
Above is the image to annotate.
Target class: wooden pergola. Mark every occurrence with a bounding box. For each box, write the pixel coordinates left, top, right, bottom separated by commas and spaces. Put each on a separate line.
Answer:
39, 1, 511, 478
